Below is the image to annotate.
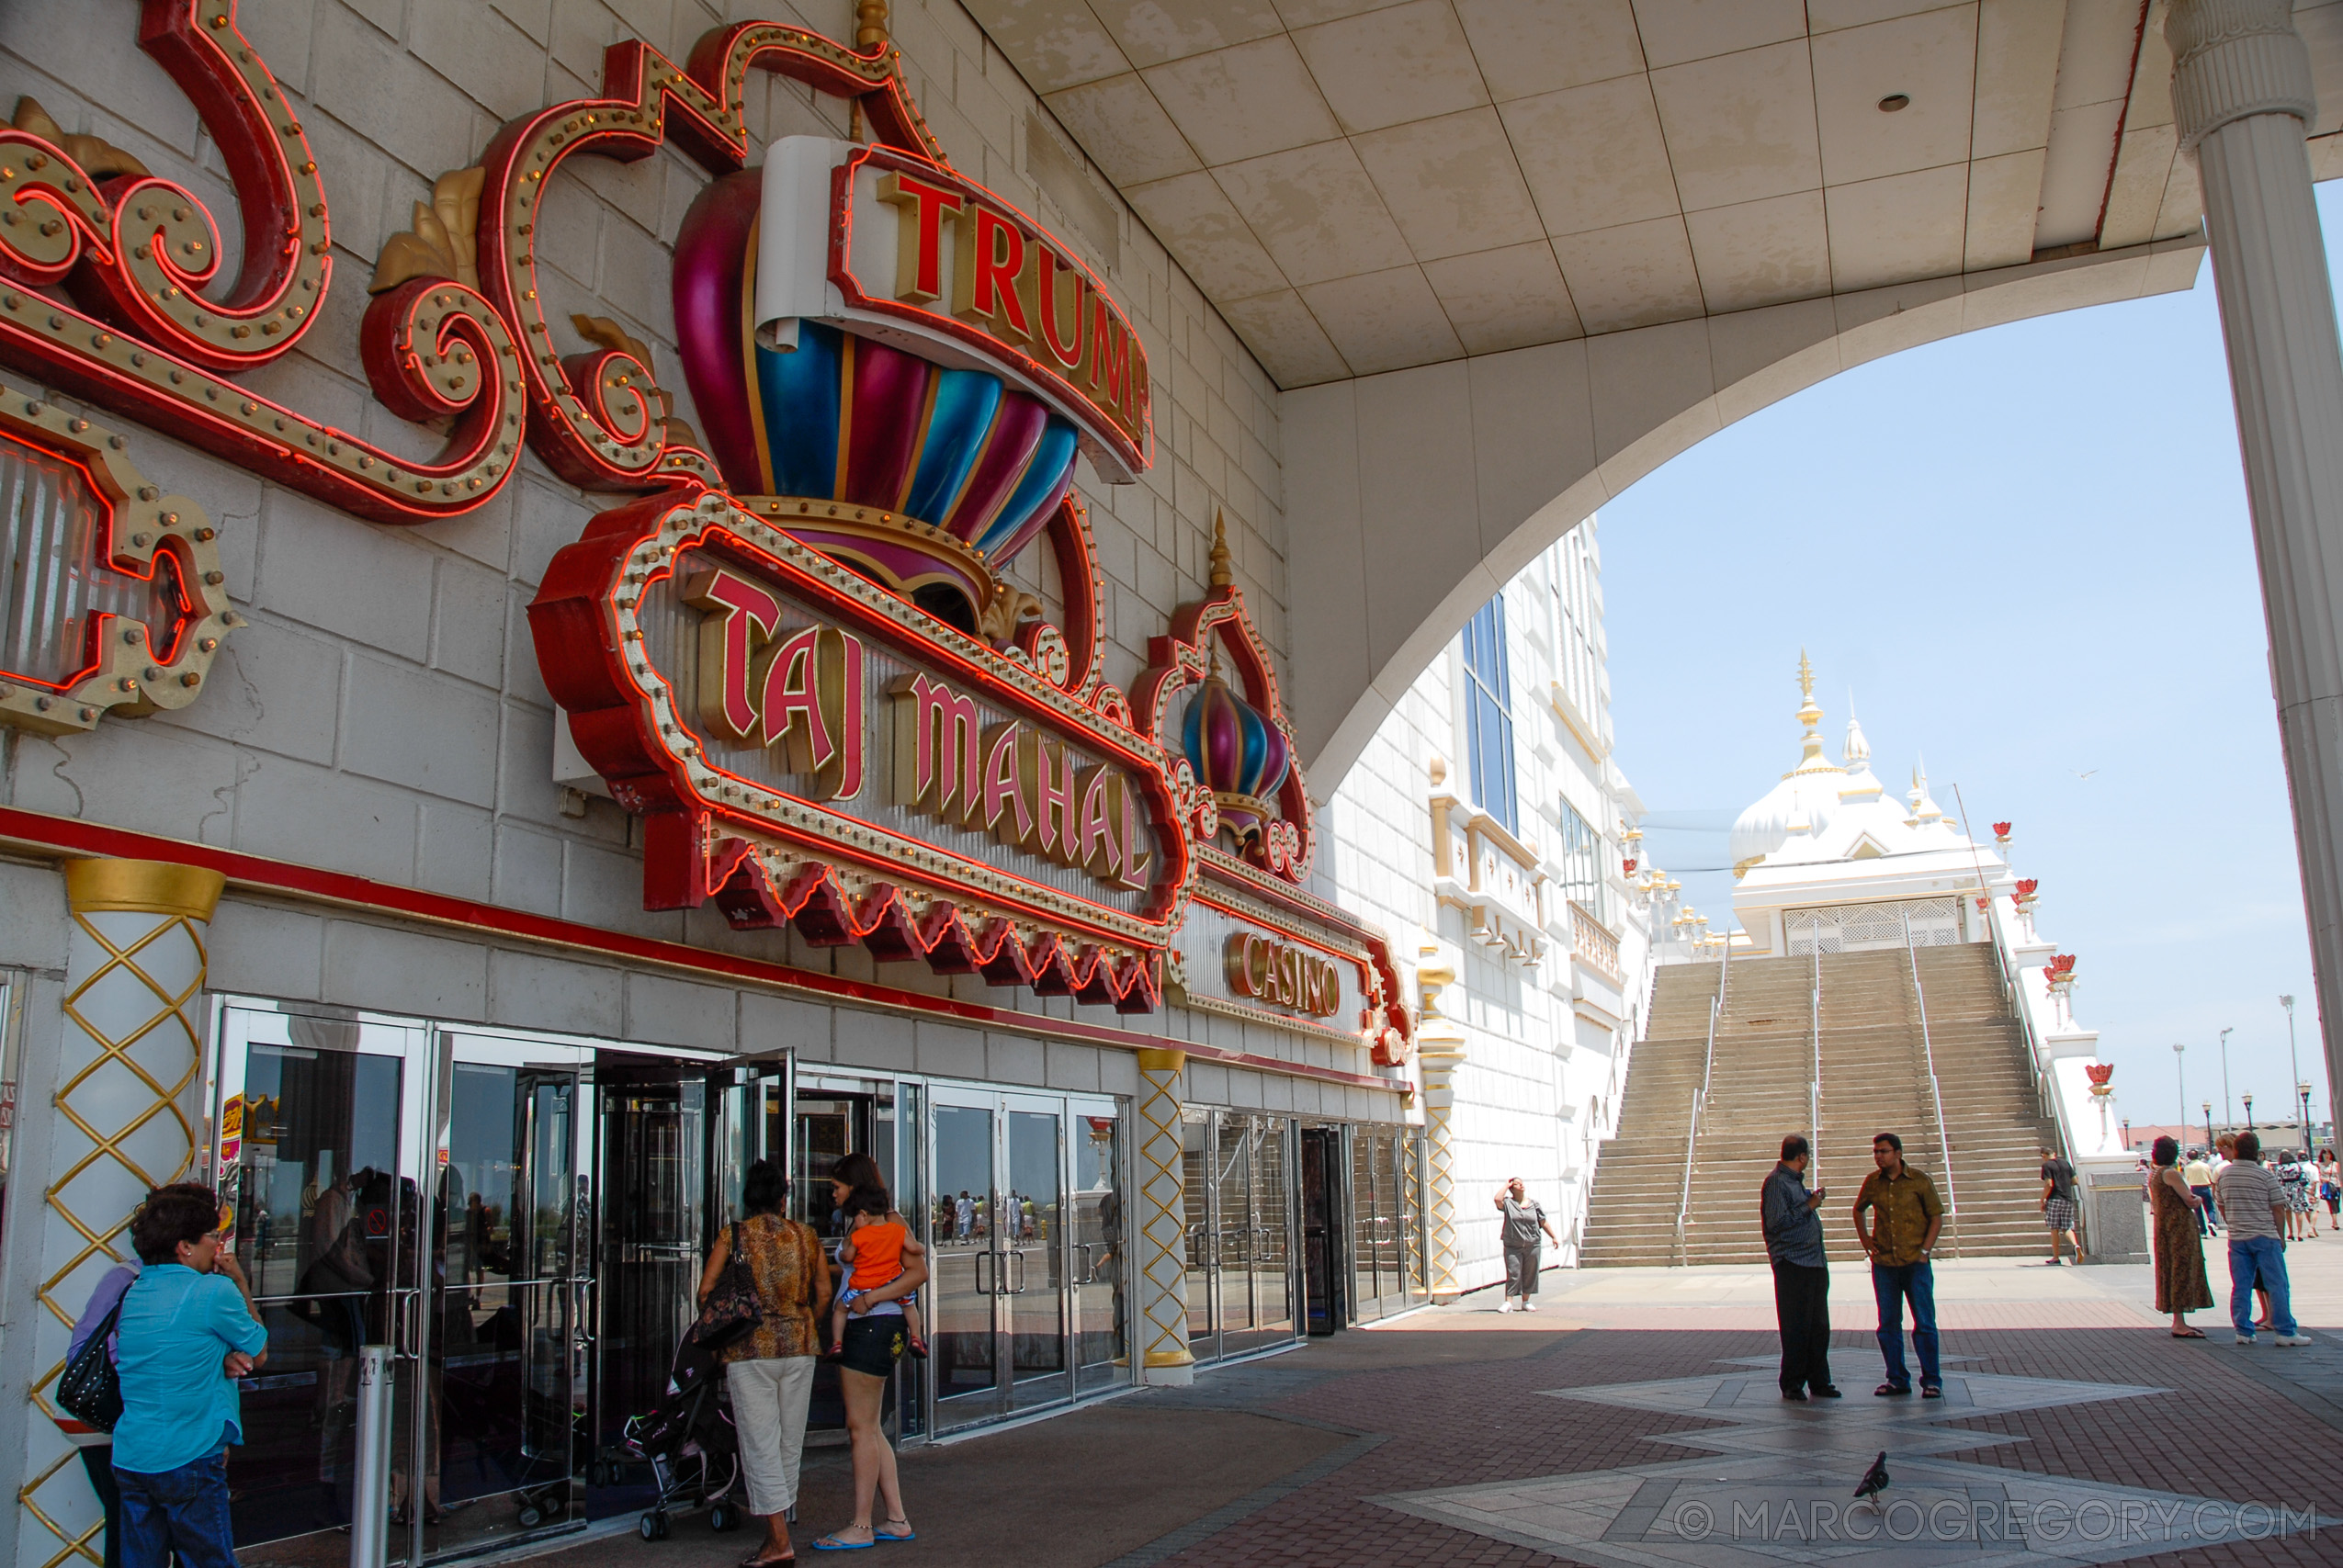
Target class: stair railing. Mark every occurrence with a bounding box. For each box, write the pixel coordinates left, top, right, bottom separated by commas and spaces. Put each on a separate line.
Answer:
1674, 945, 1730, 1264
1988, 928, 2081, 1190
1808, 944, 1821, 1157
1902, 910, 1960, 1258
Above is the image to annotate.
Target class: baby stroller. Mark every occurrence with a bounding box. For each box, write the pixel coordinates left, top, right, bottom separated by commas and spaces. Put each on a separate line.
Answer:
615, 1320, 746, 1540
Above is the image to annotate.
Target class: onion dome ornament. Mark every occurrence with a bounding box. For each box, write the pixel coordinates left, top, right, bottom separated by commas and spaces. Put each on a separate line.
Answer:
1180, 517, 1292, 854
671, 172, 1080, 637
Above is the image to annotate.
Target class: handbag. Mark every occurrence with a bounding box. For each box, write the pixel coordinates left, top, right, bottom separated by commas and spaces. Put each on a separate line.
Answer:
55, 1303, 124, 1433
689, 1222, 764, 1349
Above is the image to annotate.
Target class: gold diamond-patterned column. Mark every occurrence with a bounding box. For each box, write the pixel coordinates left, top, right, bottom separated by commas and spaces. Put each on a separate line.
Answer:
1415, 961, 1466, 1303
18, 861, 225, 1568
1133, 1048, 1194, 1386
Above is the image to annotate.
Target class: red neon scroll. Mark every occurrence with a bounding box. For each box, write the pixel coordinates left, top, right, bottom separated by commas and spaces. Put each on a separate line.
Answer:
0, 3, 956, 526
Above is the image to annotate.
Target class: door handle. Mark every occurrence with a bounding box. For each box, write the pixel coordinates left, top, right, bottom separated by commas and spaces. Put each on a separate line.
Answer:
974, 1250, 992, 1295
1008, 1249, 1025, 1294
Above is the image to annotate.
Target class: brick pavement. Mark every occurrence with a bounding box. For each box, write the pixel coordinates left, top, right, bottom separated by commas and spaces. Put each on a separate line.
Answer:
536, 1257, 2343, 1567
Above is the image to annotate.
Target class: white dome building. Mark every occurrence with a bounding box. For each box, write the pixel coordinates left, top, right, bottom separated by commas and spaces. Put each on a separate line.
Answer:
1727, 652, 1846, 874
1727, 659, 2009, 956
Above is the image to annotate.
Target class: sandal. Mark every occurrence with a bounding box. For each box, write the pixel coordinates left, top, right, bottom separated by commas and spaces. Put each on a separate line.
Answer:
875, 1519, 916, 1542
2171, 1328, 2207, 1338
810, 1532, 875, 1552
741, 1554, 798, 1566
905, 1336, 929, 1360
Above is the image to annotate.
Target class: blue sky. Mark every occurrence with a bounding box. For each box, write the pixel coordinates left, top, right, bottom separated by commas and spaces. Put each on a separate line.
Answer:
1602, 185, 2343, 1143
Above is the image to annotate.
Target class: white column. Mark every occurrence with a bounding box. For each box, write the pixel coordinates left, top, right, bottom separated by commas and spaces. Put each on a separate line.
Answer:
17, 861, 224, 1568
2172, 0, 2343, 1118
1414, 962, 1464, 1301
1132, 1049, 1194, 1385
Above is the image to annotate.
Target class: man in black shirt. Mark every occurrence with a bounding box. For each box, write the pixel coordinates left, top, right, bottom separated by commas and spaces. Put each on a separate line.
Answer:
1760, 1134, 1838, 1400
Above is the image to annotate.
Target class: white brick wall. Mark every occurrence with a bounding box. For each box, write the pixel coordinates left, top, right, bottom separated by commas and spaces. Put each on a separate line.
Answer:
1321, 516, 1656, 1293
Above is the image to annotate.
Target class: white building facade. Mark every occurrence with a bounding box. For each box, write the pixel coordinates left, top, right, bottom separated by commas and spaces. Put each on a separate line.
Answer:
1325, 519, 1657, 1298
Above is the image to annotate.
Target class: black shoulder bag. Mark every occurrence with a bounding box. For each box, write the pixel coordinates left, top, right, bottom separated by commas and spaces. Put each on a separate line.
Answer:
689, 1222, 764, 1348
56, 1303, 125, 1433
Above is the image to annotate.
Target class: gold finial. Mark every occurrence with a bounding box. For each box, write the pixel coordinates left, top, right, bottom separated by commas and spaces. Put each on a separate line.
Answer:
855, 0, 891, 51
1792, 648, 1835, 773
1209, 508, 1233, 589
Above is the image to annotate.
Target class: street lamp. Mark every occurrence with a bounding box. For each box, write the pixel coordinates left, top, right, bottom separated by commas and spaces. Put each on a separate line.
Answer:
2301, 1081, 2315, 1154
2204, 1100, 2214, 1148
2244, 1092, 2255, 1133
2281, 995, 2301, 1131
2173, 1042, 2187, 1143
2220, 1027, 2235, 1130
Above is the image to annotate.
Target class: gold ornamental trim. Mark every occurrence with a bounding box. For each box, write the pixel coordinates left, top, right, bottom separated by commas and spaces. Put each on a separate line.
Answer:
1135, 1047, 1186, 1073
63, 858, 226, 921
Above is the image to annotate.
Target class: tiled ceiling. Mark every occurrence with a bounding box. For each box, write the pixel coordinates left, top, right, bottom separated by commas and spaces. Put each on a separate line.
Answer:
968, 0, 2343, 389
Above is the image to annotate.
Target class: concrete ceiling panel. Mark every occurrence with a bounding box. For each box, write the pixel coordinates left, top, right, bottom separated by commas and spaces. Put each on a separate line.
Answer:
1550, 215, 1704, 333
2052, 0, 2149, 111
1809, 7, 1976, 186
1648, 39, 1823, 211
2034, 96, 2125, 249
959, 0, 1134, 92
1044, 73, 1201, 186
1299, 265, 1466, 372
1125, 170, 1291, 299
1088, 0, 1287, 65
1291, 0, 1489, 135
1454, 0, 1647, 102
1963, 147, 2047, 269
1423, 241, 1585, 353
1683, 189, 1831, 312
1216, 139, 1417, 284
1273, 0, 1415, 23
1826, 163, 1968, 290
1807, 0, 1973, 31
1972, 0, 2066, 158
1221, 288, 1353, 383
1500, 75, 1681, 237
1140, 36, 1341, 163
1353, 107, 1545, 260
1628, 0, 1807, 69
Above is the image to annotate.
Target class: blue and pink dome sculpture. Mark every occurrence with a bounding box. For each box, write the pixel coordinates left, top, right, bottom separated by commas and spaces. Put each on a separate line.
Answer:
673, 173, 1078, 634
1183, 669, 1290, 848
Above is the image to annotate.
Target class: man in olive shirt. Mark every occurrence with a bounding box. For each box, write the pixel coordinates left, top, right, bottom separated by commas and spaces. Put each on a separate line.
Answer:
1851, 1132, 1944, 1398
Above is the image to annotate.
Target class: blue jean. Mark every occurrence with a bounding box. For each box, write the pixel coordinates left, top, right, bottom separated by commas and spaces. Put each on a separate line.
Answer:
2191, 1185, 2218, 1234
2227, 1235, 2296, 1337
116, 1449, 235, 1568
1872, 1261, 1940, 1387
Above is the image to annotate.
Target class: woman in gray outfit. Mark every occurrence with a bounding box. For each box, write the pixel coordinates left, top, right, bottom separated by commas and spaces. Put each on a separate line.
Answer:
1493, 1179, 1560, 1312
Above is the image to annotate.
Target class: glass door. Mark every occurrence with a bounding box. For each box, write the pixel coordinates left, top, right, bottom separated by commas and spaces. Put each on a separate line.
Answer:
1181, 1112, 1299, 1363
211, 1005, 428, 1568
423, 1033, 594, 1556
1070, 1107, 1126, 1392
928, 1087, 1106, 1432
931, 1092, 1000, 1425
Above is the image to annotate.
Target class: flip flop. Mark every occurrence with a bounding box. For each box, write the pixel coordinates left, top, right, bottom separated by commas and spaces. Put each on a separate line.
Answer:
875, 1522, 917, 1542
742, 1554, 798, 1566
2171, 1328, 2207, 1338
810, 1534, 875, 1552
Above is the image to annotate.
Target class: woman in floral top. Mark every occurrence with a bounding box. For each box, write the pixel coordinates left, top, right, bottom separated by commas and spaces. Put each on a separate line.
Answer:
698, 1160, 828, 1567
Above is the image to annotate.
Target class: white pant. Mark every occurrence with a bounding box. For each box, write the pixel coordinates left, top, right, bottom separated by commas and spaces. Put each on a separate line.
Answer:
726, 1357, 816, 1517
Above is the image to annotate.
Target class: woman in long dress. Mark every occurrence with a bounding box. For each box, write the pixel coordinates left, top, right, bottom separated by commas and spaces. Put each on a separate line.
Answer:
2149, 1135, 2213, 1337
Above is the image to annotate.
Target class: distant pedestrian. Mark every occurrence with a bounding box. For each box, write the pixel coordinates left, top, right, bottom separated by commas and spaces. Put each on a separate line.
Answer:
1851, 1133, 1943, 1399
2038, 1146, 2083, 1265
2280, 1152, 2317, 1241
63, 1256, 142, 1568
1492, 1178, 1558, 1313
954, 1190, 973, 1242
2319, 1148, 2339, 1232
2184, 1149, 2219, 1236
1761, 1135, 1837, 1401
2214, 1132, 2312, 1346
2147, 1136, 2213, 1337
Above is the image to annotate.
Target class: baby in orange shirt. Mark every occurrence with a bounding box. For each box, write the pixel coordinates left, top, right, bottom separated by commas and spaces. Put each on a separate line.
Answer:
830, 1190, 927, 1359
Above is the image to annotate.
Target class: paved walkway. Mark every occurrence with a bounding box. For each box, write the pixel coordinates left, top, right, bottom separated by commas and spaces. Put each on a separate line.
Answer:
542, 1239, 2343, 1567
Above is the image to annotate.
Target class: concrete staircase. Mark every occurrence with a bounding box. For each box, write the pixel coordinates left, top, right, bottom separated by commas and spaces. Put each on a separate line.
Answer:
1582, 942, 2059, 1267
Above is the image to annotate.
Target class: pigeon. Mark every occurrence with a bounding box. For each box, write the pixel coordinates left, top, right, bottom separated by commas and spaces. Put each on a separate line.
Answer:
1853, 1451, 1891, 1506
